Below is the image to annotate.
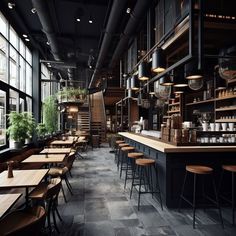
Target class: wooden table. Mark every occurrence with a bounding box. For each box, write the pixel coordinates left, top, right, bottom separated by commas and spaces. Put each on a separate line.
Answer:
50, 140, 74, 147
0, 193, 22, 218
0, 169, 48, 206
40, 148, 71, 154
22, 154, 66, 164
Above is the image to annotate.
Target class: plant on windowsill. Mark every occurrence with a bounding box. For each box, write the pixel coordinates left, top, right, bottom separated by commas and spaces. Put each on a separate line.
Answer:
6, 112, 28, 149
36, 123, 47, 140
24, 112, 36, 144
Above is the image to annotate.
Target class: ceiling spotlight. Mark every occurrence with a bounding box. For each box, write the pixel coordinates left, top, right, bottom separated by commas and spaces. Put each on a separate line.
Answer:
46, 41, 50, 45
25, 38, 30, 42
126, 8, 131, 14
22, 34, 28, 38
76, 18, 81, 22
89, 65, 92, 69
88, 16, 93, 24
8, 2, 15, 9
31, 8, 37, 14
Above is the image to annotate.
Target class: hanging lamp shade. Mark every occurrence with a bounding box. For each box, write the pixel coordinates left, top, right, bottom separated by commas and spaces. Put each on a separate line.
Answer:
173, 86, 185, 94
148, 82, 155, 95
138, 61, 149, 81
159, 74, 174, 86
173, 67, 188, 87
152, 48, 166, 73
130, 75, 139, 90
185, 60, 203, 80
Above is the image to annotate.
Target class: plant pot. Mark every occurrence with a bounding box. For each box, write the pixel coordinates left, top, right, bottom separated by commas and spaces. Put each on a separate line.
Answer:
25, 138, 31, 144
13, 141, 22, 149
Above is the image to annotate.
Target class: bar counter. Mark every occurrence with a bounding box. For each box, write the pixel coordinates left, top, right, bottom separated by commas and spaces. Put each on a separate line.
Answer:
119, 132, 236, 208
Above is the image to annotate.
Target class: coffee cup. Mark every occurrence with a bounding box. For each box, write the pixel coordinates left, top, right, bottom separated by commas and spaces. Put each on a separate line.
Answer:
229, 123, 234, 131
221, 123, 227, 131
202, 123, 208, 131
219, 137, 224, 143
212, 137, 217, 143
215, 123, 220, 131
204, 137, 209, 143
210, 123, 215, 131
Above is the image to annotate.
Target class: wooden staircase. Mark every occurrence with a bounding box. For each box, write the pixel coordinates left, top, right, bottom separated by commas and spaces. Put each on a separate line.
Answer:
89, 91, 106, 143
77, 107, 90, 133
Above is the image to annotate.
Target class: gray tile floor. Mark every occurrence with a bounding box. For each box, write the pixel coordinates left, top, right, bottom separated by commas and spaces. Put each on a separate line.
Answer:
56, 145, 236, 236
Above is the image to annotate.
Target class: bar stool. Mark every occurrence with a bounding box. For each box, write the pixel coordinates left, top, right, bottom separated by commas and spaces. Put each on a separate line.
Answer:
119, 146, 135, 178
117, 143, 129, 170
124, 152, 143, 189
178, 165, 224, 229
218, 165, 236, 225
130, 158, 163, 211
114, 140, 125, 163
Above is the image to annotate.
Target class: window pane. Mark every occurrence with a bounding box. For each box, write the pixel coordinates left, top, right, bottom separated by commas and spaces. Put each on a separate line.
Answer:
0, 12, 7, 38
26, 47, 32, 65
0, 36, 7, 83
26, 64, 32, 95
19, 56, 25, 92
9, 89, 19, 112
10, 27, 18, 50
0, 90, 6, 146
10, 59, 17, 88
10, 46, 17, 61
19, 39, 25, 57
19, 98, 25, 112
26, 97, 32, 113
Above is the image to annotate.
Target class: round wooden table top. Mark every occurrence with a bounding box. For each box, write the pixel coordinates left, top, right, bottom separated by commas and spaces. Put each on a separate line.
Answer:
186, 165, 213, 175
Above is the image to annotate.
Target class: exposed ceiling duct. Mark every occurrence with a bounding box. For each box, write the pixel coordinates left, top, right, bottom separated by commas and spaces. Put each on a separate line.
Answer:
31, 0, 60, 61
109, 0, 150, 68
89, 0, 128, 88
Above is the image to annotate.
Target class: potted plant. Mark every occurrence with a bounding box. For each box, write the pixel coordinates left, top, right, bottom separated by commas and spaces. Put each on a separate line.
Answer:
24, 112, 36, 144
7, 112, 28, 149
36, 123, 47, 139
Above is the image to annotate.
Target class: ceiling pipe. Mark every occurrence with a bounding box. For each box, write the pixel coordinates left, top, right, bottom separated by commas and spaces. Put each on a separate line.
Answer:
89, 0, 128, 88
109, 0, 151, 68
31, 0, 60, 61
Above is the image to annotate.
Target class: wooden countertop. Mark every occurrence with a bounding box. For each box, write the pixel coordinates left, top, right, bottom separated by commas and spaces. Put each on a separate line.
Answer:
118, 132, 236, 153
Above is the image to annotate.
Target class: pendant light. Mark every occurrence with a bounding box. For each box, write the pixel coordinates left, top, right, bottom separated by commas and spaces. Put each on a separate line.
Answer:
159, 74, 174, 86
138, 61, 149, 81
154, 80, 171, 99
152, 47, 166, 73
185, 59, 203, 90
173, 67, 188, 88
173, 87, 185, 94
148, 82, 155, 96
130, 75, 139, 90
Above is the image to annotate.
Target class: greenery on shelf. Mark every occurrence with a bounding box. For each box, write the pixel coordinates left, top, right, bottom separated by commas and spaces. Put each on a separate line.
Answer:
57, 87, 87, 101
42, 96, 58, 134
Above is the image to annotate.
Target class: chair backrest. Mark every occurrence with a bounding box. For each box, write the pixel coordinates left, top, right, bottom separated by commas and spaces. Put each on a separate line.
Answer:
46, 177, 62, 200
1, 206, 46, 236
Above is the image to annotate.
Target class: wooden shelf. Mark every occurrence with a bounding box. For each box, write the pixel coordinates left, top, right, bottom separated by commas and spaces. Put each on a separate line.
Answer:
215, 95, 236, 101
215, 119, 236, 122
216, 106, 236, 112
167, 110, 180, 114
168, 102, 180, 107
186, 98, 215, 106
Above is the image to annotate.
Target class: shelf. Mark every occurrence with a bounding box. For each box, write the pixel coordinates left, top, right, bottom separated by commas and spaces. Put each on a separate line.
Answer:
215, 106, 236, 112
215, 119, 236, 122
196, 131, 236, 134
167, 110, 180, 114
215, 95, 236, 101
163, 116, 171, 119
168, 102, 180, 107
186, 98, 215, 106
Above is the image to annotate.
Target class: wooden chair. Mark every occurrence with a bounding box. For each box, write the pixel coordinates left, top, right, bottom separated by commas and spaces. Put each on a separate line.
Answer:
29, 178, 62, 234
0, 206, 46, 236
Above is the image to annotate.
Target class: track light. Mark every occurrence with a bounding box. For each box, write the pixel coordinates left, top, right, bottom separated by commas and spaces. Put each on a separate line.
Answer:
126, 8, 131, 14
76, 18, 81, 22
22, 34, 27, 38
31, 8, 37, 14
88, 16, 93, 24
8, 2, 15, 9
25, 38, 30, 42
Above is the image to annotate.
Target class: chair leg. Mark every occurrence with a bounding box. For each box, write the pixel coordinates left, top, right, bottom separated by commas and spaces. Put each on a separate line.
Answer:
55, 205, 63, 222
61, 184, 67, 203
52, 206, 60, 234
69, 170, 73, 178
193, 173, 197, 229
130, 165, 137, 199
211, 174, 224, 228
232, 172, 235, 225
154, 164, 163, 210
178, 171, 188, 212
47, 201, 52, 234
120, 152, 124, 178
138, 167, 143, 211
65, 177, 73, 195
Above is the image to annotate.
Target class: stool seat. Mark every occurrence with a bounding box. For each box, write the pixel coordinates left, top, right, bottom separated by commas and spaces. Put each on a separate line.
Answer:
116, 140, 125, 144
128, 152, 143, 158
121, 146, 135, 152
186, 165, 213, 175
119, 143, 129, 147
136, 158, 155, 166
222, 165, 236, 173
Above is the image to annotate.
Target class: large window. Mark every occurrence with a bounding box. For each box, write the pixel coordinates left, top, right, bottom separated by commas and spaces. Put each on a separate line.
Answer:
0, 90, 6, 147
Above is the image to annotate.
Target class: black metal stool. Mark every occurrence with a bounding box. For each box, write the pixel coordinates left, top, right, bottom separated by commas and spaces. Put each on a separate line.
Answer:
119, 146, 135, 178
117, 143, 129, 170
178, 165, 224, 229
124, 152, 143, 189
130, 158, 163, 211
218, 165, 236, 225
